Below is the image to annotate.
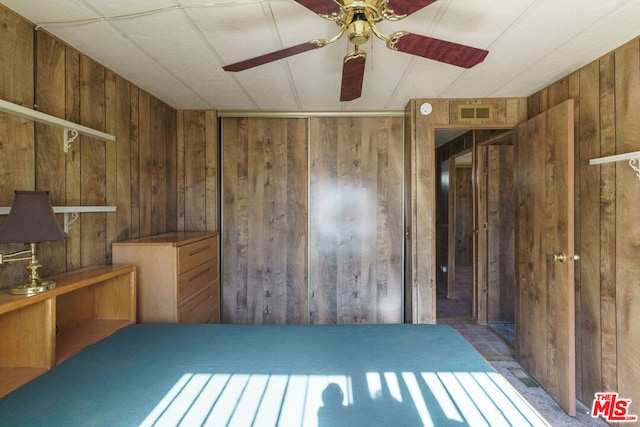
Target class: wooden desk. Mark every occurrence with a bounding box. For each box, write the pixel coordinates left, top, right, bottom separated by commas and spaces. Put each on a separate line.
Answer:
0, 265, 136, 397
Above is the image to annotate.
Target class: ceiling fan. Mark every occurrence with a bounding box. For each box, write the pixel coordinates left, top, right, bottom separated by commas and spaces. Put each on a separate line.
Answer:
222, 0, 489, 102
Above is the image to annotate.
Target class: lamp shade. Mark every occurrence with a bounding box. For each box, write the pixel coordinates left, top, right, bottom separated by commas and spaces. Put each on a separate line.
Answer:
0, 191, 66, 243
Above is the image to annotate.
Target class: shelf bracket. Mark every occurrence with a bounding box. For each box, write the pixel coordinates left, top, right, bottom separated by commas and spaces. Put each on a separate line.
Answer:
63, 212, 80, 233
630, 158, 640, 181
64, 129, 80, 153
589, 150, 640, 181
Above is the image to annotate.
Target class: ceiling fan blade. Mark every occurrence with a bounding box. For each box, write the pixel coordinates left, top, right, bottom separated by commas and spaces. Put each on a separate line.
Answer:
294, 0, 342, 16
385, 0, 438, 17
340, 51, 366, 102
223, 42, 322, 72
391, 33, 488, 68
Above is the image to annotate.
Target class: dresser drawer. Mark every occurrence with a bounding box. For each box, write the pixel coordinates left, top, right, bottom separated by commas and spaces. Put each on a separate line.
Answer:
178, 285, 215, 323
177, 260, 218, 304
178, 237, 217, 273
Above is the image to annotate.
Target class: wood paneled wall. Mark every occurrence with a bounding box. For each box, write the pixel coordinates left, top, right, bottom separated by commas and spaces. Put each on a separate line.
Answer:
176, 110, 218, 232
0, 8, 34, 285
0, 7, 178, 289
528, 37, 640, 406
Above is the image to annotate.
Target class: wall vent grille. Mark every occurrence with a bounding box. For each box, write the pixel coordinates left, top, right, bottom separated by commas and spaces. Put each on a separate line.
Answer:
457, 105, 493, 122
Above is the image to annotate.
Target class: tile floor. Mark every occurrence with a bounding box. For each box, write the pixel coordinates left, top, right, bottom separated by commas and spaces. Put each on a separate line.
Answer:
436, 264, 514, 361
436, 265, 608, 426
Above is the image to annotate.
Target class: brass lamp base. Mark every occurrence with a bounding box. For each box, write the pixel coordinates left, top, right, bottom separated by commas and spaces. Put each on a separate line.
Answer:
9, 279, 56, 296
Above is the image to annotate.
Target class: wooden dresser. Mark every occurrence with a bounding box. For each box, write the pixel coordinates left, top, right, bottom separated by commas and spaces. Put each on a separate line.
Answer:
112, 231, 219, 323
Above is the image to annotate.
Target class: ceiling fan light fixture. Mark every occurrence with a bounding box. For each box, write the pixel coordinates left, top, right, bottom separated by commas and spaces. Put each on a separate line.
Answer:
348, 11, 371, 45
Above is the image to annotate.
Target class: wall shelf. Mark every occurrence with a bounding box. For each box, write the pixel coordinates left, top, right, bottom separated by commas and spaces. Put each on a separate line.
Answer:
0, 99, 115, 152
590, 151, 640, 181
0, 206, 117, 233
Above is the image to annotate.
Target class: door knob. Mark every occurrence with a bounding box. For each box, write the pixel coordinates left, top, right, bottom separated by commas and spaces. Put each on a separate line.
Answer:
552, 253, 567, 262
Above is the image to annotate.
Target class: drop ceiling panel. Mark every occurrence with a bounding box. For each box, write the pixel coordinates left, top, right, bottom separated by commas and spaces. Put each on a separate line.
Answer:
1, 0, 639, 110
491, 0, 640, 97
442, 0, 640, 98
2, 0, 93, 23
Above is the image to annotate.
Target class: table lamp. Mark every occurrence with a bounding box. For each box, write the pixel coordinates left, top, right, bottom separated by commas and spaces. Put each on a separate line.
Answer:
0, 191, 67, 295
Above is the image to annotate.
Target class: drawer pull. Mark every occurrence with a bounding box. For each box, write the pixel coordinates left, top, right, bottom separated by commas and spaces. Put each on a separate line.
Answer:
189, 267, 212, 282
189, 245, 211, 256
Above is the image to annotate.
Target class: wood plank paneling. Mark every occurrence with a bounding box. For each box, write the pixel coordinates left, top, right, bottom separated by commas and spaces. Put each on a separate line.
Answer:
34, 31, 66, 278
222, 117, 308, 324
0, 7, 32, 107
204, 111, 218, 231
309, 117, 403, 324
105, 70, 117, 264
598, 51, 617, 395
115, 75, 132, 242
486, 144, 514, 323
129, 86, 141, 239
0, 7, 35, 286
576, 59, 602, 403
138, 91, 152, 237
1, 8, 177, 293
79, 56, 106, 267
614, 38, 640, 412
454, 167, 473, 267
285, 118, 307, 324
165, 104, 177, 232
149, 97, 167, 235
175, 110, 218, 233
64, 47, 81, 271
183, 111, 207, 231
309, 118, 337, 323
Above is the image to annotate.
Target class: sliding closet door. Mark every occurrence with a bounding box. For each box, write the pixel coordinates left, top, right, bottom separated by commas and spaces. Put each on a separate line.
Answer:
309, 117, 404, 324
222, 116, 404, 325
222, 117, 308, 324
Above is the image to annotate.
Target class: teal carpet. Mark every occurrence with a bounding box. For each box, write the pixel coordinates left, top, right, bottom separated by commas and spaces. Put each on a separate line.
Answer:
0, 324, 548, 426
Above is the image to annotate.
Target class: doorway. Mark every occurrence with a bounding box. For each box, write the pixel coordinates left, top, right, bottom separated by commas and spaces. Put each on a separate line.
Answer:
434, 129, 516, 338
475, 130, 516, 345
435, 130, 474, 320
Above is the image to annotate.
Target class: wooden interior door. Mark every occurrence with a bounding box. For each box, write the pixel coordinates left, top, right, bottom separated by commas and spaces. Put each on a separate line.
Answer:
514, 99, 576, 416
486, 143, 515, 323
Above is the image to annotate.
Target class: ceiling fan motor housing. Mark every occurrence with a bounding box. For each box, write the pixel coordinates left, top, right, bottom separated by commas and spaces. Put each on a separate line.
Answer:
348, 11, 370, 45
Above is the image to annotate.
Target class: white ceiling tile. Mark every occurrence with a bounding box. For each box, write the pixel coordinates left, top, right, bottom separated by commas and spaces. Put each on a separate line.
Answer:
2, 0, 639, 110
